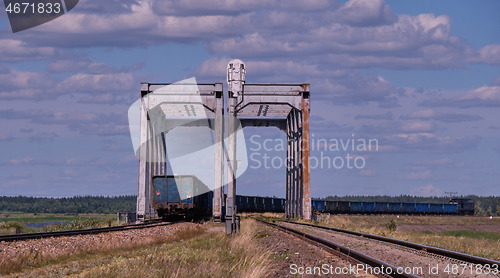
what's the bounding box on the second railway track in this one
[257,217,500,278]
[0,220,175,242]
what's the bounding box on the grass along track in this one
[304,214,500,260]
[274,219,500,278]
[0,220,272,277]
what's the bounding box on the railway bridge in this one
[135,60,311,233]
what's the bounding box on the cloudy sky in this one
[0,0,499,198]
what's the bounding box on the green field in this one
[0,212,114,222]
[0,213,116,235]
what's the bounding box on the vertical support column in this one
[302,92,311,221]
[286,109,301,218]
[213,90,224,221]
[137,97,149,222]
[160,132,167,177]
[225,96,237,233]
[286,114,291,218]
[145,119,154,219]
[226,60,245,234]
[151,127,164,218]
[150,123,157,218]
[292,110,298,218]
[296,108,304,218]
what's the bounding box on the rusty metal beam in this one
[302,93,311,221]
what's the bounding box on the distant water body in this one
[25,221,72,228]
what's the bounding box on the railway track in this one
[256,218,500,278]
[0,220,173,242]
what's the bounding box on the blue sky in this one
[0,0,499,198]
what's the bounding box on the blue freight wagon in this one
[152,175,212,219]
[312,200,326,211]
[443,204,458,214]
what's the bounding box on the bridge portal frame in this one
[136,82,224,222]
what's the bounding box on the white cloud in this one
[401,109,483,122]
[401,170,432,180]
[0,69,53,90]
[9,158,35,165]
[152,0,335,16]
[207,12,469,69]
[0,134,15,141]
[468,44,500,65]
[57,73,135,92]
[0,69,56,100]
[401,122,437,133]
[461,85,500,102]
[0,109,129,136]
[0,39,62,62]
[406,158,466,170]
[4,0,475,72]
[332,0,396,26]
[381,133,481,153]
[422,83,500,108]
[406,109,437,119]
[410,184,443,196]
[47,59,122,74]
[359,169,375,176]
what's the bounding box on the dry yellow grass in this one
[309,214,500,260]
[71,219,271,278]
[0,225,189,275]
[4,219,272,278]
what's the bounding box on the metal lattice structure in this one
[136,60,311,233]
[136,82,224,222]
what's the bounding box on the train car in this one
[429,204,443,214]
[401,202,416,213]
[248,196,257,212]
[388,202,403,213]
[263,197,274,212]
[336,201,351,213]
[374,202,389,213]
[450,198,475,215]
[312,200,326,212]
[237,196,285,213]
[443,203,458,214]
[324,200,335,212]
[235,195,247,212]
[313,199,466,215]
[151,176,472,219]
[152,175,212,219]
[349,202,363,212]
[415,203,429,214]
[362,202,375,213]
[273,198,285,211]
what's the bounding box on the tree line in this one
[1,195,499,216]
[322,195,500,216]
[0,195,136,214]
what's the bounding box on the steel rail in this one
[0,220,173,242]
[256,218,420,278]
[281,220,500,267]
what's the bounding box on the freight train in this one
[152,175,286,219]
[151,175,474,219]
[312,199,474,215]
